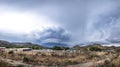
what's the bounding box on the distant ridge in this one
[0,40,44,48]
[77,41,109,46]
[41,42,68,48]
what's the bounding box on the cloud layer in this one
[0,0,120,46]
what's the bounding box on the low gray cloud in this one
[26,27,71,46]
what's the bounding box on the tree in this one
[62,47,70,50]
[15,46,24,48]
[30,45,42,50]
[52,46,63,50]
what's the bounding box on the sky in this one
[0,0,120,46]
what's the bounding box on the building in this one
[17,48,32,51]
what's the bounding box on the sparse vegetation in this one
[1,44,120,67]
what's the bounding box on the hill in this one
[41,42,68,48]
[0,40,44,49]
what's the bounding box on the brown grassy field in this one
[1,45,120,67]
[0,50,116,67]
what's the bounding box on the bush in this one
[87,54,99,59]
[23,56,30,63]
[16,64,24,67]
[89,46,102,51]
[8,51,14,54]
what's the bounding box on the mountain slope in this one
[41,42,68,48]
[0,40,44,48]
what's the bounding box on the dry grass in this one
[0,50,119,67]
[0,51,88,66]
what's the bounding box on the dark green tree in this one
[52,46,63,50]
[30,45,42,50]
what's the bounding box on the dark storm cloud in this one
[37,28,70,42]
[0,0,120,46]
[24,27,71,46]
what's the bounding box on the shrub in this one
[16,64,24,67]
[89,46,102,51]
[8,51,14,54]
[23,56,30,63]
[87,54,99,59]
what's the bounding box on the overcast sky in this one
[0,0,120,46]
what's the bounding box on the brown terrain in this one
[0,44,120,67]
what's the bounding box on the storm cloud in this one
[26,27,71,47]
[0,0,120,46]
